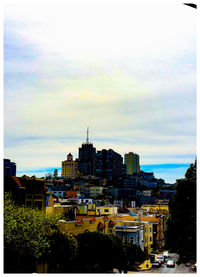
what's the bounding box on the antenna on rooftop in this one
[86,127,89,144]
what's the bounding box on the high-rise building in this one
[54,169,58,177]
[95,149,123,185]
[78,128,96,176]
[4,159,16,177]
[62,153,78,179]
[124,152,140,174]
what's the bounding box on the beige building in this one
[61,153,78,178]
[124,152,140,174]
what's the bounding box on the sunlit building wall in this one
[124,152,140,174]
[62,153,78,178]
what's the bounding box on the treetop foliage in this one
[164,161,196,264]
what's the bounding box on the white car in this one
[163,251,169,258]
[166,260,175,268]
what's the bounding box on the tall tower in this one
[124,152,140,174]
[78,128,96,176]
[86,127,89,144]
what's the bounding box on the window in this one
[26,201,32,208]
[124,236,128,243]
[104,209,109,212]
[150,236,152,241]
[145,227,147,232]
[145,238,147,243]
[130,237,134,244]
[34,201,43,210]
[150,227,152,232]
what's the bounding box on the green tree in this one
[4,192,77,273]
[44,231,77,273]
[164,161,196,264]
[74,231,145,273]
[4,193,62,259]
[75,231,113,272]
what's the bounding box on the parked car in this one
[152,260,160,268]
[166,260,175,268]
[157,256,165,264]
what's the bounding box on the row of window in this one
[145,227,152,233]
[26,194,44,200]
[97,208,109,213]
[26,200,43,209]
[122,236,137,244]
[62,169,76,171]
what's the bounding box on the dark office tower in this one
[54,169,58,177]
[78,128,96,176]
[4,159,16,177]
[95,149,123,185]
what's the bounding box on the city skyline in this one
[4,0,196,184]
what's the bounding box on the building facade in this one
[124,152,140,174]
[78,144,96,176]
[95,149,123,185]
[115,222,144,250]
[5,175,48,210]
[62,153,78,178]
[4,159,16,177]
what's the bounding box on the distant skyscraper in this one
[95,149,123,184]
[54,169,58,177]
[78,128,96,176]
[124,152,140,174]
[62,153,78,178]
[4,159,16,177]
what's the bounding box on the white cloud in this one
[4,0,196,178]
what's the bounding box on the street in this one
[128,253,196,274]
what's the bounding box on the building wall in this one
[46,205,73,215]
[4,159,16,177]
[114,216,153,254]
[5,176,48,211]
[66,191,78,198]
[115,223,143,249]
[112,216,153,254]
[143,223,153,254]
[96,206,118,216]
[61,160,78,178]
[77,206,118,217]
[140,215,163,249]
[88,186,104,198]
[78,205,88,215]
[141,204,169,212]
[95,149,123,184]
[78,143,96,176]
[124,152,140,174]
[59,216,115,236]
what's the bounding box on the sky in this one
[4,0,196,183]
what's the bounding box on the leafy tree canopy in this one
[164,161,196,264]
[75,231,145,273]
[4,192,63,259]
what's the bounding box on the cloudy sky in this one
[4,0,196,183]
